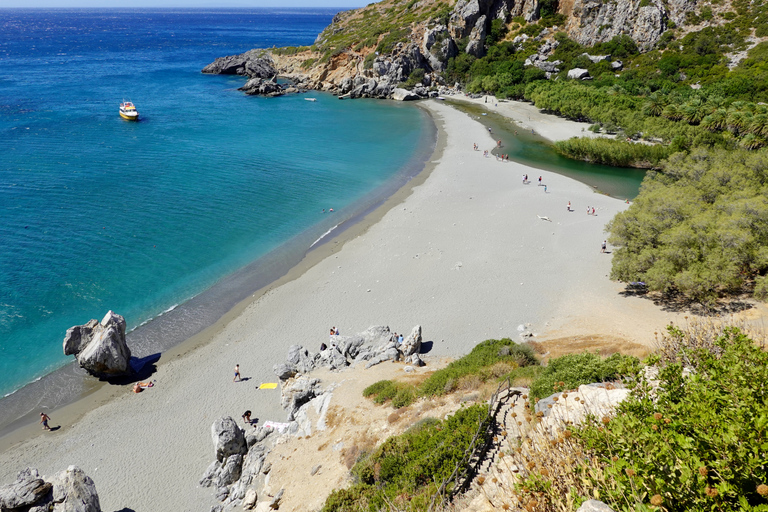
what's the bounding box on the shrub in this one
[323,404,490,511]
[577,325,768,511]
[529,352,640,400]
[554,137,671,167]
[419,339,538,397]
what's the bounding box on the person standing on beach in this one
[538,176,542,186]
[40,412,51,431]
[544,185,547,193]
[233,364,241,382]
[601,240,607,253]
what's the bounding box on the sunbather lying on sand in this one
[132,381,155,393]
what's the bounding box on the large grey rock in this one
[280,377,320,421]
[577,499,617,512]
[285,344,316,374]
[202,50,276,78]
[465,15,487,57]
[211,417,247,462]
[0,469,52,509]
[567,68,590,80]
[392,88,420,101]
[400,325,422,357]
[63,311,131,377]
[50,466,101,512]
[273,362,296,380]
[581,52,610,63]
[239,77,285,97]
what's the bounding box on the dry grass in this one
[341,431,378,470]
[324,404,344,429]
[538,334,650,361]
[654,317,767,365]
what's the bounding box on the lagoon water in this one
[0,8,435,401]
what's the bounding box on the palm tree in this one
[727,110,750,134]
[662,104,683,121]
[643,92,667,117]
[747,113,768,136]
[682,98,706,125]
[739,133,766,150]
[701,108,727,132]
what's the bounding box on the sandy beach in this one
[447,93,605,143]
[0,100,684,511]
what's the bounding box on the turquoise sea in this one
[0,9,644,431]
[0,8,435,407]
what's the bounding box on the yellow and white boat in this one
[119,101,139,121]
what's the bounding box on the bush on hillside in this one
[529,352,640,401]
[322,404,490,512]
[577,325,768,511]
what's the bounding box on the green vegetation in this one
[576,325,768,511]
[511,323,768,511]
[312,0,453,65]
[554,137,672,167]
[529,352,640,401]
[607,147,768,303]
[364,338,540,408]
[322,404,490,511]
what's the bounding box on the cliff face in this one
[202,0,731,99]
[560,0,699,51]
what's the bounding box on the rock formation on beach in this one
[62,310,132,378]
[0,466,101,512]
[202,325,427,510]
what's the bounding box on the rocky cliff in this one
[202,0,733,99]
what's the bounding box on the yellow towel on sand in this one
[259,383,278,390]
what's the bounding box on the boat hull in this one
[119,111,139,121]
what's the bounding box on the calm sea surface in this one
[0,8,435,401]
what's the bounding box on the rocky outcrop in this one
[202,50,276,78]
[0,467,101,512]
[239,77,286,97]
[567,67,590,80]
[272,325,424,379]
[560,0,699,51]
[63,311,132,378]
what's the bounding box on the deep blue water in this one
[0,9,433,398]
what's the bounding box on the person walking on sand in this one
[40,412,51,431]
[233,364,241,382]
[567,201,571,211]
[544,185,547,193]
[538,176,542,186]
[601,240,607,253]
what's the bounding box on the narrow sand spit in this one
[0,101,683,511]
[446,94,604,143]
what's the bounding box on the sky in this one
[1,0,366,7]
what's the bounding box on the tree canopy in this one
[607,148,768,302]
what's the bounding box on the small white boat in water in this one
[119,101,139,121]
[304,98,317,102]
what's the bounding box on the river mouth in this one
[447,100,646,200]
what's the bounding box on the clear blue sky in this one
[2,0,366,7]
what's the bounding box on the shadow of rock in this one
[104,353,161,385]
[419,340,434,354]
[113,508,137,512]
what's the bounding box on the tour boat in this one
[304,97,317,102]
[119,101,139,121]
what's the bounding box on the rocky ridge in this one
[203,0,728,100]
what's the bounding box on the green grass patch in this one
[529,352,640,401]
[419,338,538,397]
[554,137,673,168]
[322,403,490,512]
